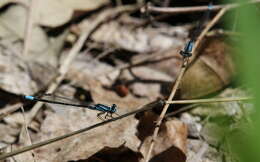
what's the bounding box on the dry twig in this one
[144,0,260,14]
[0,103,22,120]
[144,7,228,162]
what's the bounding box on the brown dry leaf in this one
[179,37,235,99]
[23,108,141,161]
[36,0,109,27]
[131,37,235,100]
[139,118,187,162]
[120,67,173,101]
[80,20,189,53]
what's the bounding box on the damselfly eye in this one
[111,104,117,113]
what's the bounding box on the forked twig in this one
[144,7,228,162]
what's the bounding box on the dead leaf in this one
[81,20,189,53]
[139,118,187,162]
[36,0,110,27]
[0,124,20,143]
[66,54,149,111]
[0,5,66,66]
[27,108,141,161]
[121,67,173,101]
[0,5,49,54]
[179,37,235,99]
[0,50,38,94]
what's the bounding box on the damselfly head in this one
[111,104,117,113]
[180,40,194,58]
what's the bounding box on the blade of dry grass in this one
[22,0,38,56]
[166,97,252,104]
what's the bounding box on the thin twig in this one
[94,48,116,60]
[21,106,36,162]
[144,7,228,162]
[144,60,187,162]
[0,103,23,120]
[190,7,228,62]
[100,49,179,76]
[166,97,252,104]
[0,100,164,160]
[22,0,38,56]
[145,0,260,14]
[26,5,139,125]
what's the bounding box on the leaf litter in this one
[0,1,254,162]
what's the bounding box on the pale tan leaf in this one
[36,0,109,27]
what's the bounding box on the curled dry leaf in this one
[132,37,235,100]
[179,37,235,99]
[139,116,187,162]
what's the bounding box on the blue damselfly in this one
[24,94,119,120]
[180,3,213,58]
